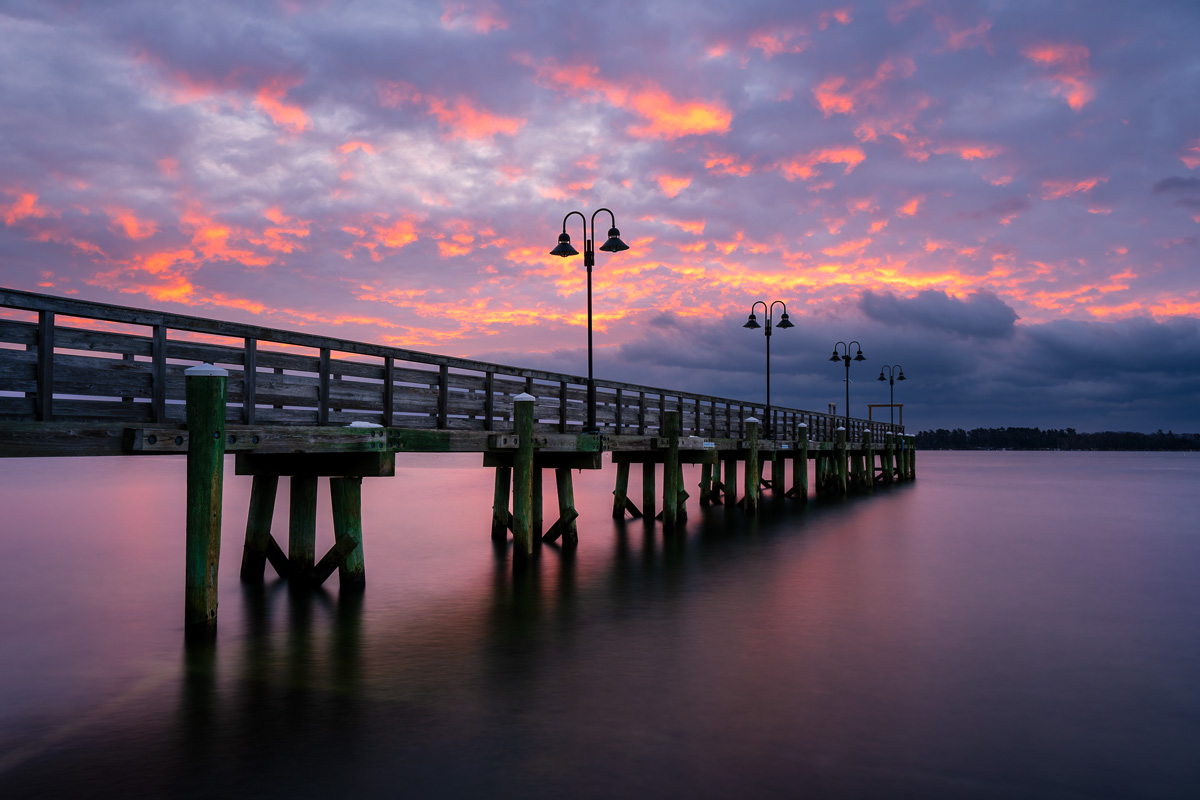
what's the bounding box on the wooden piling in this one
[881,433,894,483]
[331,476,365,590]
[642,461,657,519]
[184,364,227,633]
[553,468,579,547]
[239,474,278,582]
[699,462,713,506]
[492,466,512,539]
[662,410,681,531]
[289,475,318,580]
[744,418,759,516]
[532,466,544,540]
[723,455,737,508]
[512,393,535,559]
[613,460,631,518]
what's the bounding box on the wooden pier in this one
[0,288,915,633]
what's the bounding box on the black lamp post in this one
[549,208,629,434]
[876,364,906,427]
[829,341,865,428]
[743,300,793,437]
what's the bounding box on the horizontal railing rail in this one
[0,287,902,442]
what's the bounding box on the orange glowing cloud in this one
[778,146,866,181]
[256,207,310,253]
[427,97,524,139]
[255,77,311,132]
[1022,42,1095,110]
[705,152,753,176]
[1041,176,1106,199]
[897,196,922,216]
[813,57,916,116]
[2,192,49,225]
[817,8,853,29]
[339,141,376,155]
[107,208,158,240]
[749,26,808,59]
[528,57,731,139]
[656,174,692,198]
[822,237,871,256]
[1181,139,1200,169]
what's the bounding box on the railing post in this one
[318,347,331,425]
[559,381,568,433]
[437,364,449,429]
[35,311,54,422]
[483,371,494,431]
[243,338,257,424]
[185,364,227,635]
[383,357,395,427]
[614,387,623,434]
[152,324,167,423]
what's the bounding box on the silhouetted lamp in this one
[877,364,906,427]
[549,208,629,433]
[830,340,866,428]
[744,301,794,437]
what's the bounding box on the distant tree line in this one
[914,427,1200,451]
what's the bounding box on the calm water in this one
[1,451,1198,798]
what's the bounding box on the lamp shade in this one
[877,372,886,381]
[854,349,865,361]
[598,227,629,253]
[830,350,841,362]
[898,372,906,381]
[549,232,579,258]
[743,314,761,329]
[776,312,794,329]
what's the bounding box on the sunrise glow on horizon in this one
[2,1,1198,431]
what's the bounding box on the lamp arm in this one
[591,207,618,233]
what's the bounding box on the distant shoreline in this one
[915,428,1200,452]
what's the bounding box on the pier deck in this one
[1,288,915,633]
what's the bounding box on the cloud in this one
[859,289,1019,338]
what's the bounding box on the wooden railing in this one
[0,288,902,442]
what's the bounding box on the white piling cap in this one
[836,426,846,431]
[797,422,807,428]
[346,421,383,428]
[185,363,228,377]
[514,392,536,402]
[746,416,759,423]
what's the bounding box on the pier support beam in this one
[240,474,278,582]
[331,476,365,590]
[512,393,535,560]
[790,425,808,502]
[662,410,681,531]
[642,462,656,519]
[492,466,512,539]
[184,364,227,634]
[743,418,759,516]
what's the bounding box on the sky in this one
[1,0,1198,433]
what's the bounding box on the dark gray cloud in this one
[1153,177,1200,193]
[859,289,1019,339]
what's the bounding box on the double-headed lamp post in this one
[550,208,629,434]
[829,341,865,428]
[743,301,793,437]
[877,364,906,427]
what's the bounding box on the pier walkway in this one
[0,288,915,632]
